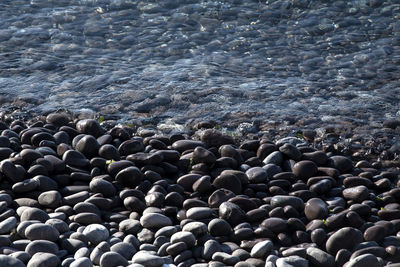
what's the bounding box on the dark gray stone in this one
[27,252,60,267]
[326,227,363,255]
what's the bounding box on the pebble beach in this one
[0,113,397,267]
[0,0,400,267]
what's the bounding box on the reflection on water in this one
[0,0,399,126]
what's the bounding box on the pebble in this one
[132,251,165,267]
[25,240,59,256]
[270,195,304,211]
[212,252,240,265]
[170,231,196,248]
[140,213,172,229]
[276,256,309,267]
[304,198,328,220]
[38,191,62,208]
[345,253,382,267]
[70,257,93,267]
[342,186,369,202]
[25,223,60,242]
[202,240,221,260]
[110,242,136,260]
[292,160,318,180]
[0,217,17,234]
[213,172,242,195]
[89,178,116,198]
[250,240,273,258]
[186,207,213,220]
[27,252,60,267]
[329,156,353,174]
[182,221,207,237]
[306,247,335,267]
[82,224,109,245]
[99,251,129,267]
[326,227,363,255]
[219,202,246,226]
[246,167,268,183]
[0,255,25,267]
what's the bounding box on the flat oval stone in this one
[70,257,93,267]
[186,207,213,220]
[182,221,207,237]
[27,252,60,267]
[25,240,59,256]
[75,135,100,157]
[171,231,196,247]
[342,186,369,202]
[306,247,335,267]
[208,189,235,208]
[0,255,25,267]
[21,208,50,223]
[132,251,164,267]
[12,179,39,193]
[345,253,380,267]
[115,166,143,187]
[212,252,240,265]
[208,218,232,237]
[279,143,302,161]
[76,119,104,137]
[46,113,70,127]
[118,140,145,156]
[62,150,89,167]
[0,217,17,234]
[89,178,116,198]
[110,242,136,260]
[74,213,102,225]
[213,173,242,195]
[119,219,141,235]
[250,240,273,258]
[276,256,308,267]
[326,227,363,255]
[99,251,128,267]
[219,202,246,227]
[246,167,268,183]
[292,160,318,180]
[172,140,205,153]
[263,151,283,165]
[363,225,386,243]
[25,223,60,242]
[261,218,288,233]
[305,198,328,221]
[329,156,353,174]
[193,146,216,165]
[270,195,304,211]
[140,213,172,229]
[82,224,109,245]
[38,191,62,208]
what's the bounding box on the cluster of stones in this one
[0,112,399,267]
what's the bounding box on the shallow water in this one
[0,0,399,127]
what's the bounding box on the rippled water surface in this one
[0,0,399,127]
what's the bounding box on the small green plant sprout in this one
[98,115,105,123]
[376,196,383,201]
[296,132,304,139]
[329,209,334,213]
[187,158,194,172]
[106,159,115,166]
[322,219,327,225]
[380,207,385,210]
